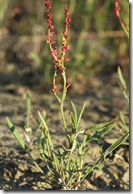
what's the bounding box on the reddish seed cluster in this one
[113,0,124,23]
[45,0,71,70]
[114,2,121,17]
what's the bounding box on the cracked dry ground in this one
[0,70,129,190]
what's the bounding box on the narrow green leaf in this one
[38,111,49,131]
[38,131,45,159]
[77,101,85,130]
[78,144,83,156]
[26,90,30,127]
[103,132,129,164]
[78,157,102,186]
[70,101,77,125]
[6,117,26,150]
[33,122,42,137]
[118,112,129,132]
[38,111,53,154]
[70,111,76,128]
[119,111,126,125]
[118,66,127,90]
[26,90,30,115]
[118,121,129,133]
[86,121,116,143]
[104,138,129,145]
[84,117,118,132]
[75,163,105,173]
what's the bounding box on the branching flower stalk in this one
[45,0,71,141]
[114,0,129,38]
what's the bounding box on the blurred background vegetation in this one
[0,0,129,91]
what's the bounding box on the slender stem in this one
[66,155,79,187]
[66,151,72,177]
[26,114,29,128]
[44,129,59,172]
[74,134,86,189]
[60,103,67,132]
[119,19,129,38]
[60,102,70,143]
[62,70,67,102]
[52,70,70,142]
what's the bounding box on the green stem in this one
[66,156,79,187]
[74,134,86,189]
[120,19,129,38]
[38,111,59,173]
[66,151,72,177]
[60,103,67,133]
[61,70,67,102]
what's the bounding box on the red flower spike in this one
[114,2,121,17]
[45,1,71,70]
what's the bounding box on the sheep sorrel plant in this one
[6,0,129,190]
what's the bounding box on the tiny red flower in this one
[50,39,55,44]
[62,47,66,51]
[49,24,54,29]
[54,86,59,92]
[63,29,66,34]
[64,45,70,50]
[46,39,50,44]
[45,1,71,70]
[64,34,69,39]
[50,50,54,54]
[64,58,69,61]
